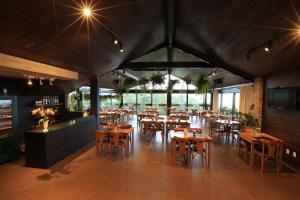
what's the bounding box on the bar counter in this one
[25,115,96,169]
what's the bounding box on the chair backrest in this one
[117,124,132,129]
[262,139,278,158]
[192,138,206,154]
[173,137,190,154]
[96,130,107,144]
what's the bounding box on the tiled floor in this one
[0,116,299,200]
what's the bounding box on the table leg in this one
[250,142,254,168]
[237,135,240,155]
[207,141,211,168]
[125,137,129,157]
[131,129,134,152]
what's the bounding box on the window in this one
[235,93,240,112]
[188,94,204,108]
[221,93,233,115]
[123,93,136,107]
[172,93,187,110]
[152,93,167,114]
[137,93,151,113]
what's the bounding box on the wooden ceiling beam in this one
[119,61,214,69]
[174,42,254,81]
[0,53,78,80]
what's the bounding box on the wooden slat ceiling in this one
[0,0,299,93]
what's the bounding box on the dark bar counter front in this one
[25,115,96,169]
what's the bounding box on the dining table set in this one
[96,123,134,158]
[170,130,212,168]
[238,131,284,172]
[99,108,134,124]
[140,116,190,141]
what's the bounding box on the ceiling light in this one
[49,78,55,86]
[120,48,124,53]
[28,78,33,86]
[83,7,91,17]
[264,47,270,52]
[114,40,118,45]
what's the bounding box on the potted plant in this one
[138,77,150,92]
[150,73,165,87]
[167,79,179,93]
[123,77,137,91]
[239,104,259,134]
[32,107,56,132]
[194,75,209,94]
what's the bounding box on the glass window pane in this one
[235,93,240,112]
[137,93,151,112]
[153,93,167,114]
[172,93,187,110]
[123,93,136,107]
[222,93,233,115]
[188,94,204,108]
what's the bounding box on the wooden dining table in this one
[96,127,134,157]
[238,131,283,168]
[170,131,213,168]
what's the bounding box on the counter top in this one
[26,116,94,134]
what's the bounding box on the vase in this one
[42,120,49,133]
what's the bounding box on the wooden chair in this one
[239,139,250,160]
[109,133,127,159]
[254,139,282,173]
[174,127,202,133]
[190,138,207,168]
[142,121,156,141]
[217,124,231,142]
[190,109,199,121]
[231,123,240,143]
[171,137,191,166]
[95,130,110,156]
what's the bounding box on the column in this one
[90,76,100,127]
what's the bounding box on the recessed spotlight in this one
[114,40,118,45]
[83,7,91,17]
[264,47,269,52]
[120,48,124,53]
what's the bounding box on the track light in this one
[39,78,44,86]
[49,78,55,86]
[27,78,33,86]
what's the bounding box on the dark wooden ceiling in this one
[0,0,300,93]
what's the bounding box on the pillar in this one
[212,90,219,113]
[90,76,100,127]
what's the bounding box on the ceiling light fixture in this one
[49,78,55,86]
[114,39,118,45]
[83,7,92,17]
[120,48,124,53]
[28,78,33,86]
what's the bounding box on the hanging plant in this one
[150,73,165,86]
[167,79,179,93]
[123,77,137,91]
[138,77,149,92]
[182,75,192,85]
[194,75,209,94]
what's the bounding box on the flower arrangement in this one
[32,108,56,127]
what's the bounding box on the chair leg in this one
[261,157,264,173]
